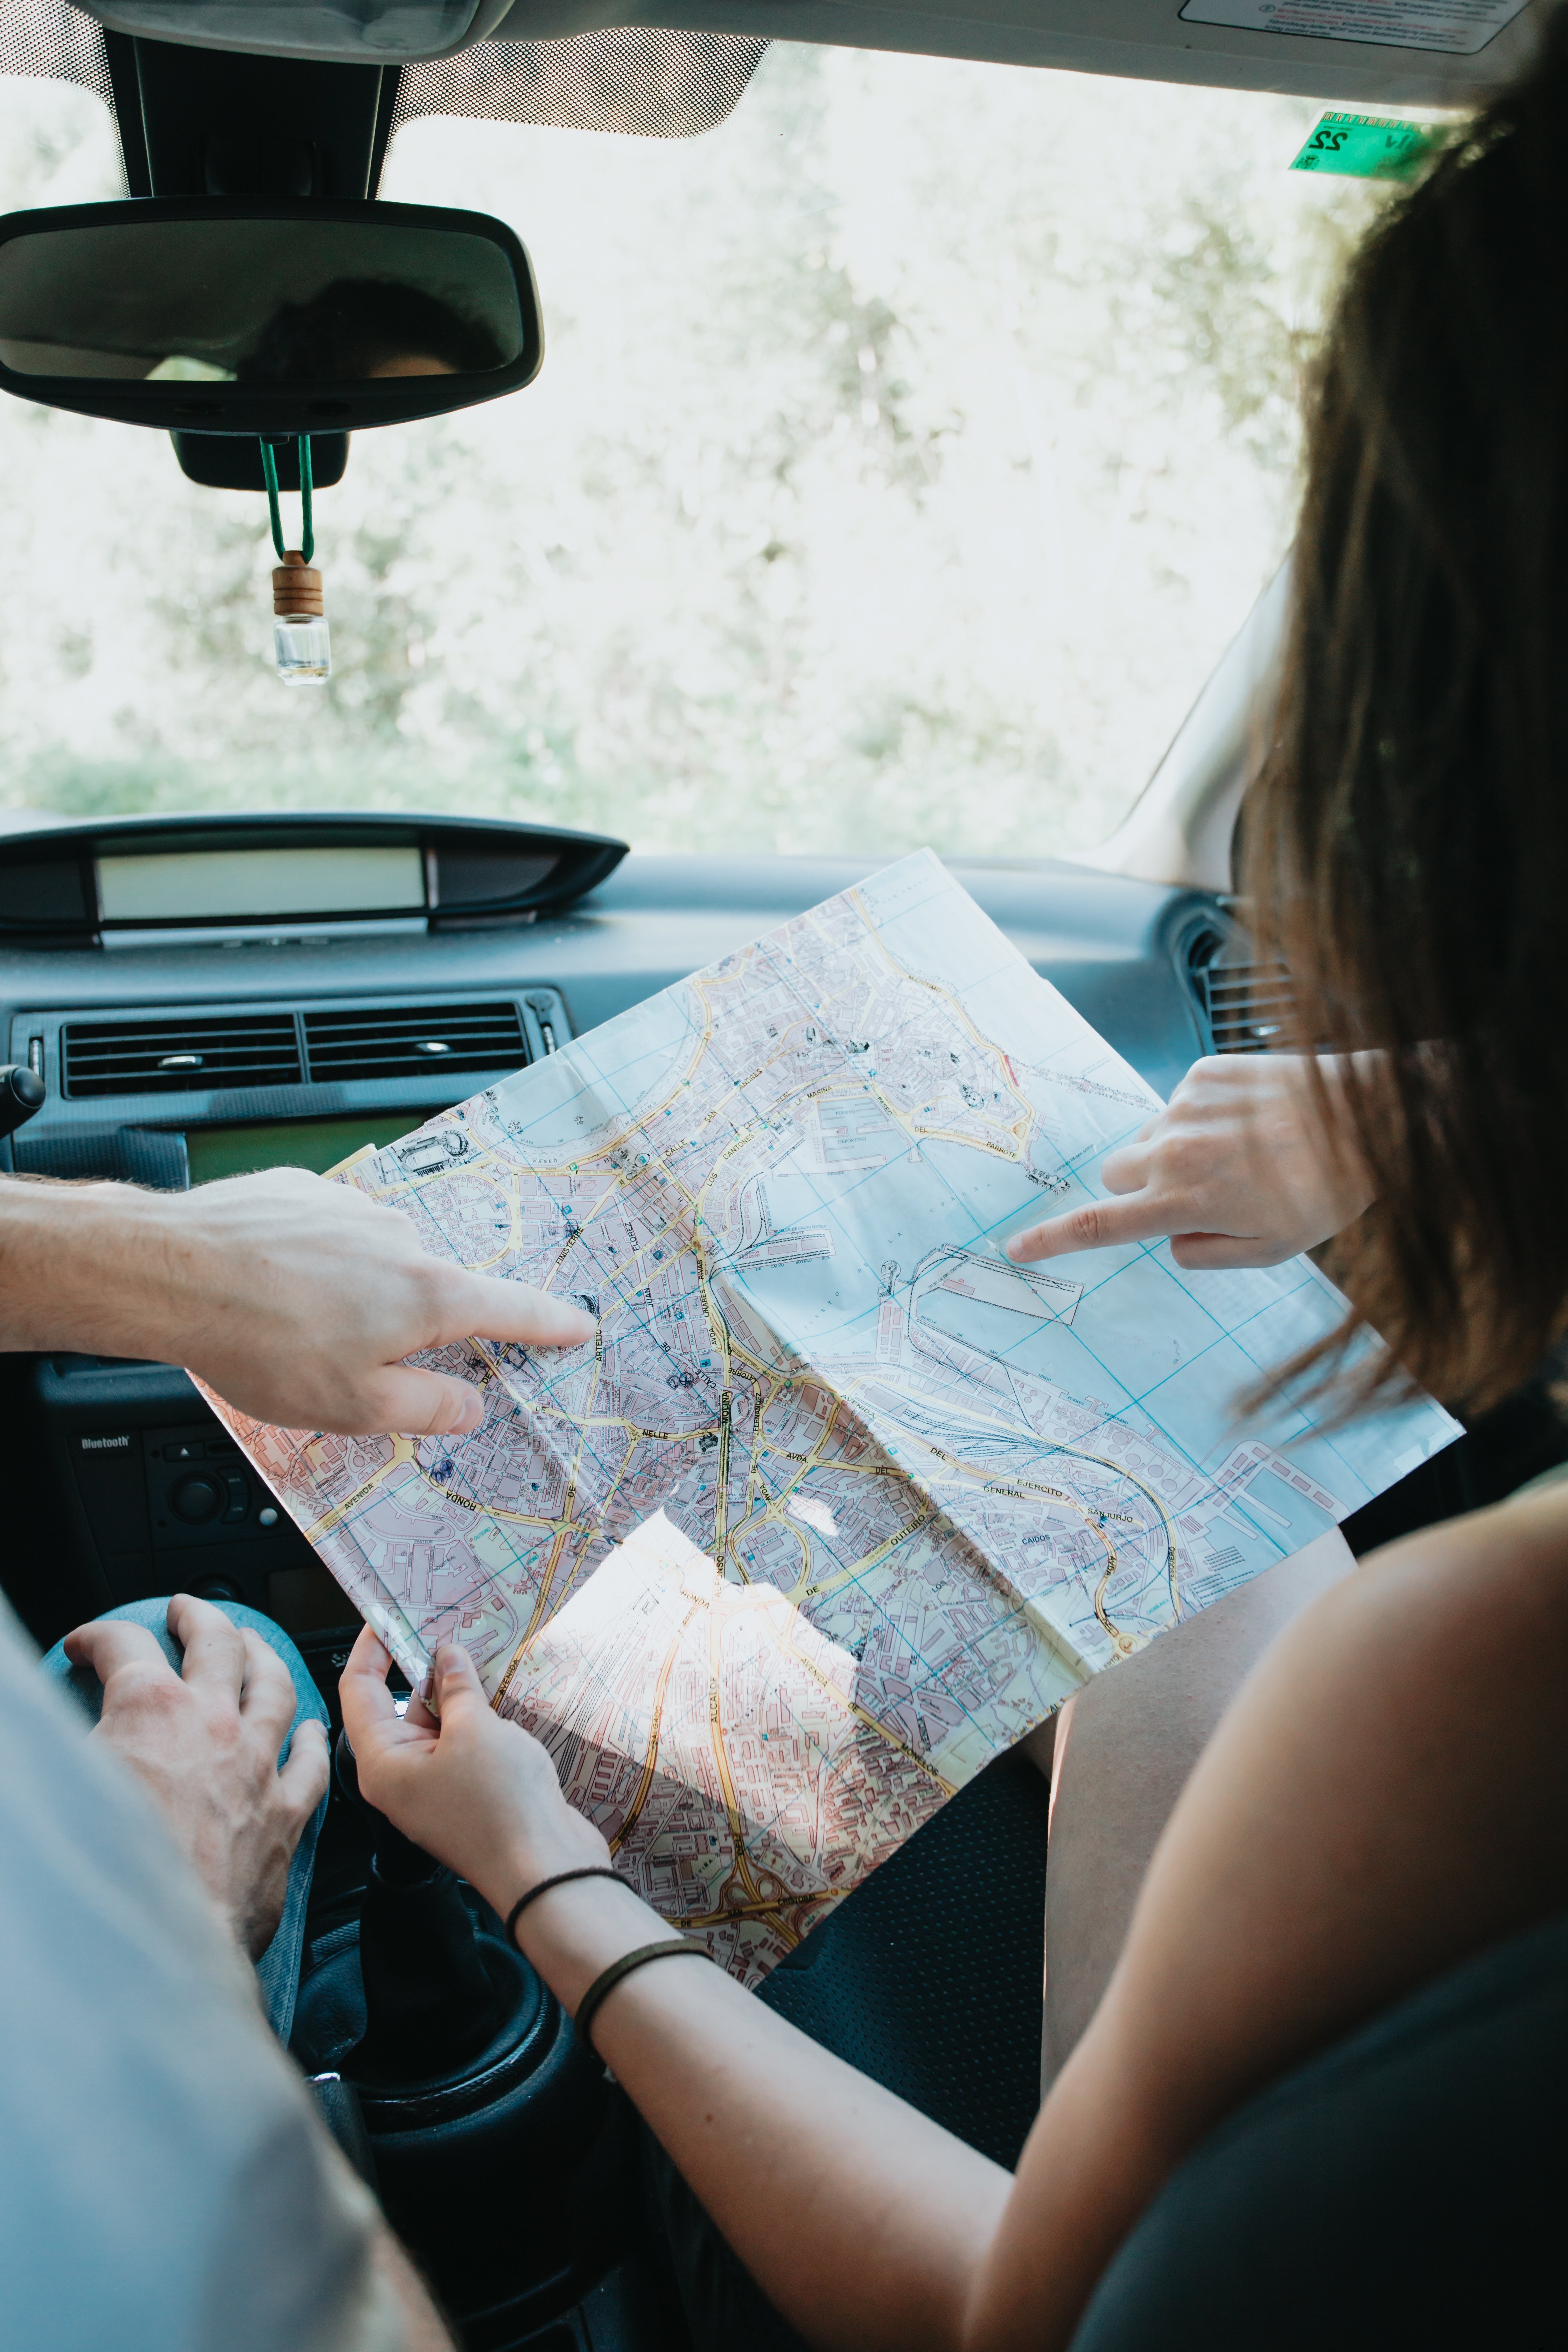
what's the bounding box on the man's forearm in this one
[0,1164,594,1436]
[0,1177,192,1359]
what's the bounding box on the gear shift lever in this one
[335,1728,505,2080]
[291,1731,621,2339]
[0,1065,44,1142]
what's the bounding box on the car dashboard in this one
[0,813,1246,1666]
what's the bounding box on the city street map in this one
[208,851,1460,1983]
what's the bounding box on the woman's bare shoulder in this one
[1203,1486,1568,1758]
[1349,1475,1568,1613]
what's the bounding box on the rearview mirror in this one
[0,197,542,435]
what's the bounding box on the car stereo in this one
[21,1351,365,1716]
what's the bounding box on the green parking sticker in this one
[1290,112,1441,180]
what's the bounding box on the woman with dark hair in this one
[340,21,1568,2350]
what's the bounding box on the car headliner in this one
[74,0,1544,105]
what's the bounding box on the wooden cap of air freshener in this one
[273,550,324,617]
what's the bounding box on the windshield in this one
[0,49,1391,860]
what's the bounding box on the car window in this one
[0,50,1395,859]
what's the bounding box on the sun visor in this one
[70,0,519,67]
[605,0,1544,104]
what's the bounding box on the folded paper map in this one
[206,851,1460,1983]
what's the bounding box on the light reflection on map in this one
[208,850,1460,1984]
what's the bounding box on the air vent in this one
[62,1015,302,1099]
[1202,961,1297,1054]
[303,1001,526,1084]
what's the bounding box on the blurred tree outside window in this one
[0,47,1386,856]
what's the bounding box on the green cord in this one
[259,437,284,559]
[259,437,315,566]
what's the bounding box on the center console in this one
[0,807,622,1683]
[15,1351,368,1706]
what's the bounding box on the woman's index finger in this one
[1004,1193,1184,1262]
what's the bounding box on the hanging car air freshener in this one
[260,438,331,685]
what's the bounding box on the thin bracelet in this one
[574,1939,714,2057]
[503,1866,626,1947]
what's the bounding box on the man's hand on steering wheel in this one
[65,1594,329,1959]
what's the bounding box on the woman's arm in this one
[1006,1051,1377,1270]
[1039,1523,1353,2092]
[341,1486,1568,2352]
[974,1485,1568,2347]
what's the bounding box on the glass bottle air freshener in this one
[272,550,331,685]
[261,437,330,685]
